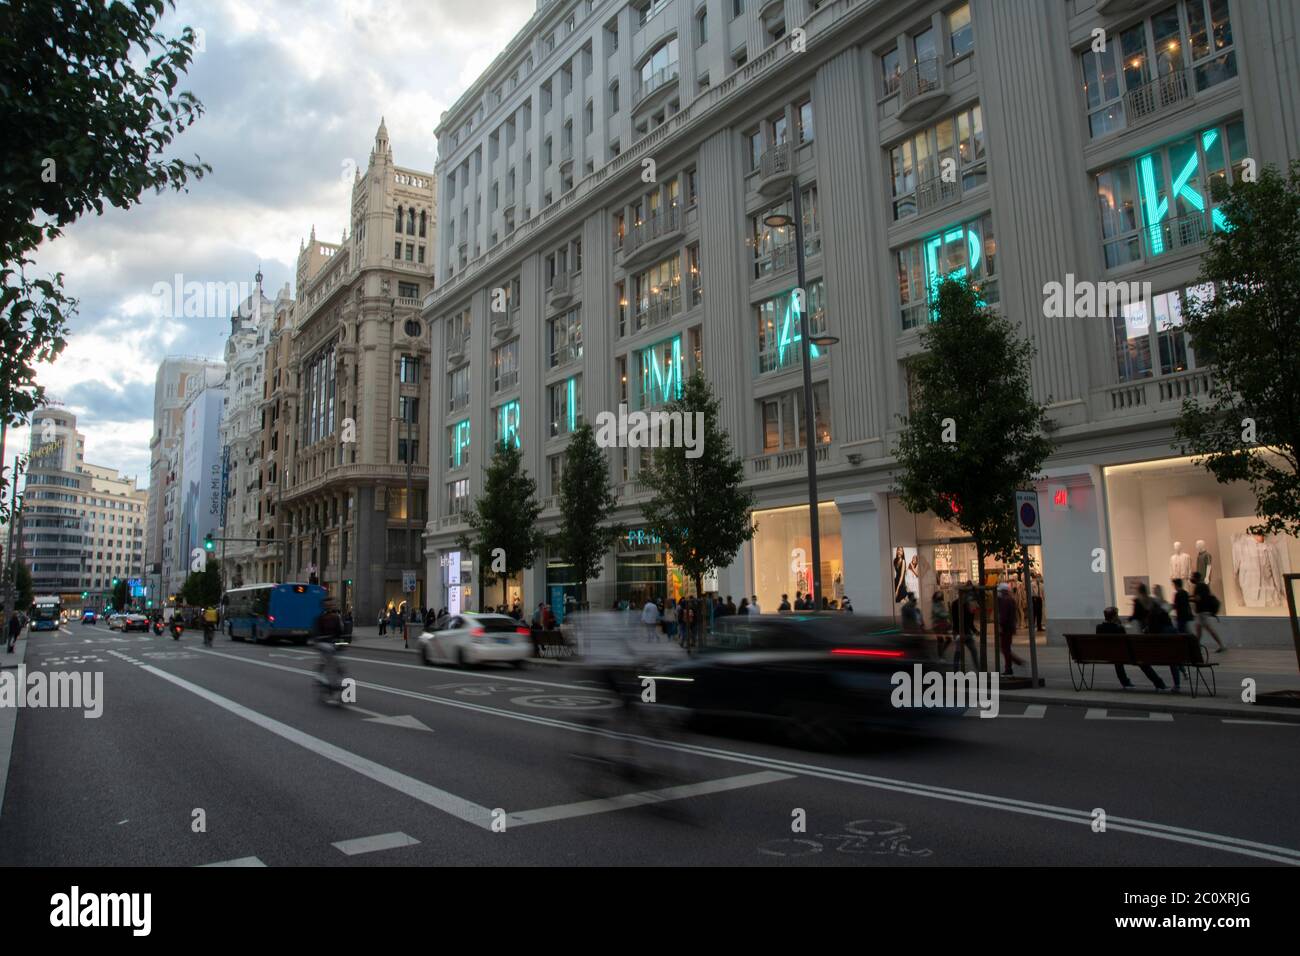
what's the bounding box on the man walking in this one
[6,610,20,653]
[997,583,1025,676]
[640,597,660,642]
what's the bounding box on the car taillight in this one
[472,627,485,637]
[268,615,275,623]
[831,648,906,658]
[515,627,530,636]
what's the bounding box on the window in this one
[685,167,698,205]
[544,136,553,166]
[446,478,470,515]
[687,243,702,306]
[398,395,419,425]
[399,354,421,383]
[697,8,708,45]
[397,438,420,463]
[888,104,986,221]
[756,280,827,374]
[616,280,628,336]
[1112,285,1203,381]
[548,376,583,437]
[548,453,567,495]
[548,308,583,368]
[948,3,973,58]
[637,335,685,409]
[632,254,681,331]
[760,382,831,452]
[405,244,414,261]
[449,361,470,411]
[796,100,813,144]
[610,80,620,114]
[1094,118,1246,268]
[881,45,902,95]
[733,47,748,70]
[1080,1,1236,140]
[732,0,744,18]
[447,421,471,469]
[897,212,998,330]
[751,185,820,278]
[419,210,427,237]
[638,0,671,23]
[494,400,522,449]
[639,37,679,95]
[746,128,763,170]
[492,339,519,392]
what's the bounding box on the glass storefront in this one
[751,503,844,612]
[614,529,682,608]
[886,496,1044,631]
[1103,454,1300,617]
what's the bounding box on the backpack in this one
[1201,592,1220,616]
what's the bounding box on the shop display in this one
[1169,542,1192,583]
[892,547,907,603]
[1230,532,1285,608]
[1195,540,1213,585]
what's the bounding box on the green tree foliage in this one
[892,276,1055,599]
[458,442,545,607]
[112,579,128,611]
[0,0,210,508]
[1174,161,1300,538]
[553,424,620,607]
[14,560,32,609]
[640,373,756,604]
[180,558,221,608]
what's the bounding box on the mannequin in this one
[1195,539,1213,586]
[892,547,907,604]
[1169,541,1192,583]
[1232,532,1285,607]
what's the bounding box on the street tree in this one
[180,559,221,608]
[553,424,620,609]
[0,0,210,509]
[14,560,32,609]
[892,276,1055,626]
[1174,161,1300,540]
[458,442,545,608]
[640,373,756,626]
[111,579,129,611]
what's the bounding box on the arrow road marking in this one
[201,857,267,867]
[346,705,433,732]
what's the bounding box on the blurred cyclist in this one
[314,597,348,703]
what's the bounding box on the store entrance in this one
[908,539,1045,634]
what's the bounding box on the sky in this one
[13,0,535,487]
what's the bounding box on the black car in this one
[644,613,956,748]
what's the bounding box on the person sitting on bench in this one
[1098,607,1167,691]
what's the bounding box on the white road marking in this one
[346,706,433,732]
[332,831,421,856]
[508,771,794,827]
[136,663,494,829]
[1085,709,1175,721]
[201,856,266,867]
[964,704,1046,718]
[1222,719,1299,726]
[155,649,1300,863]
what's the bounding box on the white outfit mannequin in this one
[1169,542,1192,582]
[1194,539,1212,585]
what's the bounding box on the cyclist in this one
[314,597,348,704]
[201,604,218,647]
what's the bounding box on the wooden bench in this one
[1063,632,1218,697]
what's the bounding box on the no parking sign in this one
[1015,490,1042,546]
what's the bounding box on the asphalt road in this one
[2,623,1298,867]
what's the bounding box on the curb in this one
[1001,689,1300,723]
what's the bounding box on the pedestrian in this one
[841,595,853,613]
[996,583,1025,676]
[952,592,980,670]
[901,592,924,631]
[737,597,749,615]
[1190,572,1225,652]
[640,597,660,641]
[663,598,678,643]
[1097,607,1165,690]
[778,593,791,612]
[794,591,804,610]
[724,595,737,616]
[1171,578,1194,633]
[1031,573,1045,632]
[377,608,387,636]
[1140,585,1182,692]
[6,610,20,653]
[930,591,951,656]
[750,594,761,614]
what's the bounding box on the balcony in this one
[757,142,795,198]
[632,63,679,110]
[632,285,681,333]
[620,206,682,268]
[490,309,515,339]
[548,270,575,309]
[747,444,831,478]
[1123,67,1193,128]
[915,162,961,216]
[1140,211,1211,261]
[757,309,828,374]
[446,336,467,367]
[897,57,948,123]
[1090,367,1214,421]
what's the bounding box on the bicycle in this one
[315,638,348,705]
[758,819,933,859]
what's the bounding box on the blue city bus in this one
[31,595,62,631]
[222,583,327,644]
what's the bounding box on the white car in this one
[418,613,533,668]
[106,613,125,631]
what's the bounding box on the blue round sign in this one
[1020,502,1037,528]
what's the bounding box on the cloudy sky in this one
[15,0,534,486]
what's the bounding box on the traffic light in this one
[204,532,215,552]
[81,591,88,599]
[111,578,118,586]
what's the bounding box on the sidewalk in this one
[346,624,420,655]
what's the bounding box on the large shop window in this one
[760,381,831,453]
[897,212,998,330]
[1103,455,1300,618]
[1094,118,1247,269]
[889,105,986,221]
[750,186,820,278]
[750,503,844,613]
[494,400,521,449]
[1080,0,1236,140]
[755,280,827,374]
[548,376,583,437]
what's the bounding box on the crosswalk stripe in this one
[332,832,421,856]
[1085,709,1174,721]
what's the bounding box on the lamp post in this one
[765,180,839,608]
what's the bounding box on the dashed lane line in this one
[332,832,421,856]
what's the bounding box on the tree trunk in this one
[501,573,508,607]
[694,573,705,650]
[975,542,987,672]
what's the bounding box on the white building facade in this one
[423,0,1300,644]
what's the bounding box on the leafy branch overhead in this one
[1174,161,1300,539]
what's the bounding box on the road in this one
[1,623,1297,867]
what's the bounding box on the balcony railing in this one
[1123,67,1192,126]
[1091,367,1214,419]
[549,270,575,308]
[898,57,947,121]
[747,444,830,477]
[633,286,681,332]
[757,142,794,197]
[1141,211,1211,260]
[446,335,468,364]
[448,392,469,413]
[490,309,514,338]
[633,63,679,108]
[622,206,681,264]
[493,369,519,392]
[915,163,961,215]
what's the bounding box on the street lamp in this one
[766,183,836,608]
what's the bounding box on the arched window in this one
[419,210,427,238]
[394,207,402,231]
[407,207,416,235]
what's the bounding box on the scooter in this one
[152,619,163,637]
[170,621,184,641]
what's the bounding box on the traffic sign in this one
[402,570,417,593]
[1015,490,1042,546]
